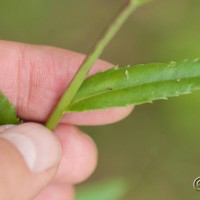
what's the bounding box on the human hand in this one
[0,41,133,200]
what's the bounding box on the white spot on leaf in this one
[114,65,119,70]
[192,58,199,62]
[125,70,129,80]
[169,61,176,66]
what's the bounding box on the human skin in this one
[0,41,133,200]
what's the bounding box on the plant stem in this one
[46,0,149,131]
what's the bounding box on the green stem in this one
[46,0,148,131]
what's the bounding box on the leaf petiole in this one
[45,0,152,131]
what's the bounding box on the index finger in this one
[0,41,133,125]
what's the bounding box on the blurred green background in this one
[1,0,200,199]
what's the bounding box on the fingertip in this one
[54,124,98,184]
[0,123,61,200]
[34,184,74,200]
[0,123,61,173]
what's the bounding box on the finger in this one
[53,124,98,184]
[61,106,134,125]
[34,184,74,200]
[0,123,60,200]
[0,40,133,125]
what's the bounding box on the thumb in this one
[0,123,61,200]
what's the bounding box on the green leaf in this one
[0,92,20,125]
[68,59,200,112]
[75,179,128,200]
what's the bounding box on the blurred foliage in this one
[76,179,128,200]
[1,0,200,199]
